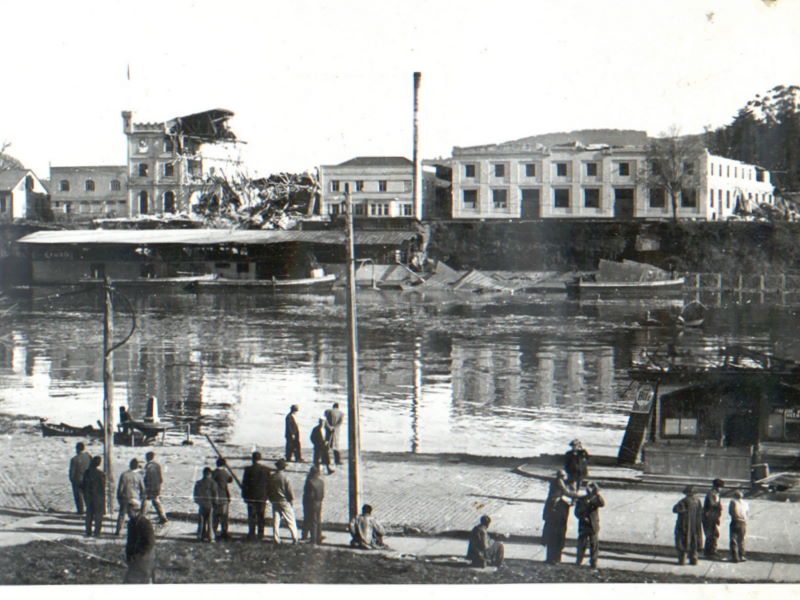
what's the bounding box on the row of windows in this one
[463,161,634,179]
[330,180,411,193]
[59,179,123,192]
[461,188,698,210]
[327,202,414,216]
[135,162,176,178]
[709,162,765,181]
[136,190,177,213]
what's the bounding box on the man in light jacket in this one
[115,458,145,536]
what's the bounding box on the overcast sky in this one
[3,0,799,177]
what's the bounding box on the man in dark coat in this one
[466,515,505,568]
[564,439,589,490]
[193,467,219,542]
[673,485,703,565]
[142,451,168,525]
[81,455,105,537]
[213,458,233,540]
[542,470,574,564]
[311,418,335,474]
[242,451,271,539]
[574,481,605,568]
[124,499,156,584]
[285,404,302,462]
[68,442,92,514]
[702,478,724,558]
[324,402,345,465]
[302,465,325,544]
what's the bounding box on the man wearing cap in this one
[702,478,725,558]
[269,459,299,544]
[466,515,505,568]
[311,418,335,474]
[193,466,219,542]
[285,404,302,462]
[324,402,345,466]
[673,485,703,565]
[68,442,92,514]
[142,451,168,525]
[242,451,271,540]
[213,458,233,540]
[115,458,145,536]
[574,481,605,569]
[81,455,105,537]
[729,490,749,563]
[564,439,589,490]
[123,498,156,584]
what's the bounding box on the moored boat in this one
[567,259,684,297]
[187,272,337,292]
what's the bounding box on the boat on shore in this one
[39,418,149,445]
[187,272,337,292]
[566,259,684,297]
[75,273,218,286]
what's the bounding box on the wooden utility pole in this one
[412,72,422,220]
[102,276,115,513]
[344,184,362,520]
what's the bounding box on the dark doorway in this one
[614,188,635,219]
[724,412,758,447]
[521,188,541,218]
[138,191,149,214]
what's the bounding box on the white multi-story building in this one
[444,130,774,220]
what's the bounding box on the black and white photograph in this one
[1,0,800,591]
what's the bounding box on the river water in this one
[1,287,798,457]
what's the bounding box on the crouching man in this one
[466,515,505,568]
[349,504,387,549]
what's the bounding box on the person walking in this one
[115,459,145,536]
[311,418,335,474]
[269,459,299,544]
[68,442,92,515]
[574,481,605,569]
[123,499,156,584]
[241,451,271,540]
[213,458,233,540]
[142,451,168,525]
[702,478,724,558]
[285,404,303,462]
[466,515,505,568]
[564,439,589,490]
[81,455,105,538]
[324,402,344,466]
[301,465,325,544]
[193,467,219,542]
[349,504,387,549]
[673,485,703,565]
[729,490,749,563]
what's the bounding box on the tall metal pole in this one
[344,185,362,520]
[412,72,422,220]
[102,277,115,513]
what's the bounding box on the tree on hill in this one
[642,127,703,222]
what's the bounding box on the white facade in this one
[0,169,49,219]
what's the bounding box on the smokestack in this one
[412,72,422,220]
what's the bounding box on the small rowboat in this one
[187,273,337,292]
[39,418,101,438]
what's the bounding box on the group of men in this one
[285,402,345,474]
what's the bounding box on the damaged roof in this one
[0,169,31,191]
[165,109,236,143]
[337,157,412,167]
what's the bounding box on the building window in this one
[649,188,666,208]
[492,189,508,210]
[379,180,388,192]
[110,179,121,191]
[584,188,600,208]
[164,139,174,152]
[401,204,414,216]
[524,163,536,177]
[585,162,598,177]
[59,180,70,192]
[462,189,478,210]
[493,164,505,177]
[464,164,476,178]
[370,203,389,216]
[684,161,694,175]
[327,203,341,216]
[353,203,366,215]
[726,165,730,177]
[726,190,731,209]
[680,188,697,208]
[663,417,698,437]
[330,180,340,192]
[138,190,149,213]
[618,162,631,176]
[355,180,364,192]
[85,180,95,192]
[554,188,570,208]
[163,162,175,177]
[163,191,176,213]
[556,163,568,177]
[138,163,149,177]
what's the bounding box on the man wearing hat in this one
[123,498,156,584]
[269,459,299,544]
[242,451,271,540]
[574,481,605,569]
[673,485,703,565]
[285,404,303,462]
[542,470,575,564]
[702,478,725,558]
[564,439,589,490]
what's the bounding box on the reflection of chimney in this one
[121,111,132,134]
[412,72,422,220]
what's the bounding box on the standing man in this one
[302,465,325,544]
[82,455,105,538]
[213,458,233,541]
[115,459,145,536]
[324,402,344,466]
[123,499,156,584]
[466,515,505,568]
[241,451,271,540]
[269,459,299,544]
[673,485,703,565]
[142,451,168,525]
[729,490,749,563]
[702,478,724,558]
[564,439,589,490]
[193,466,219,543]
[311,418,335,474]
[574,481,605,569]
[68,442,92,515]
[285,404,303,462]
